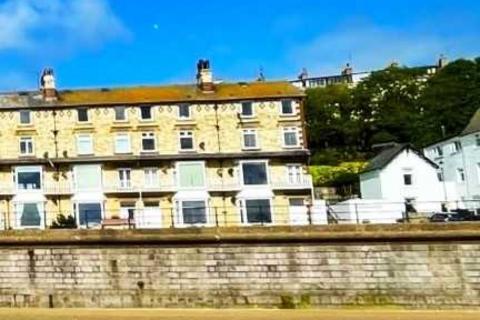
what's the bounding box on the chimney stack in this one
[196,59,214,92]
[40,68,57,101]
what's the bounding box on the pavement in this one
[0,308,479,320]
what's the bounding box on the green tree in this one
[416,58,480,146]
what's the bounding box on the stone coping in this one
[1,223,480,246]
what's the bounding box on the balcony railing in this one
[0,175,313,197]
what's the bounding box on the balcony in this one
[0,183,74,196]
[271,174,313,190]
[103,182,176,194]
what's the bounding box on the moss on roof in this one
[55,81,304,106]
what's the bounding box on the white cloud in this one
[289,23,480,75]
[0,0,130,52]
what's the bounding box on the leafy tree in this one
[50,213,77,229]
[416,58,480,146]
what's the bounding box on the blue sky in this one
[0,0,479,91]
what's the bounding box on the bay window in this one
[179,200,207,225]
[16,202,43,228]
[76,202,102,226]
[74,165,102,191]
[244,199,272,223]
[177,162,205,188]
[16,166,42,190]
[241,161,268,185]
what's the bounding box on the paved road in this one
[0,308,479,320]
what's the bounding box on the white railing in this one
[271,174,313,190]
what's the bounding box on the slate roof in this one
[0,81,304,110]
[362,143,438,173]
[461,108,480,136]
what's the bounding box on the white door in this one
[136,206,162,229]
[287,165,302,185]
[289,198,308,225]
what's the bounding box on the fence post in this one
[404,201,410,223]
[307,204,313,225]
[354,203,359,224]
[170,208,175,228]
[43,210,47,229]
[214,207,219,227]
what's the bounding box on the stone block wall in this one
[0,227,479,308]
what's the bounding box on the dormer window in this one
[19,110,31,125]
[240,102,254,117]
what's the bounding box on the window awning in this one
[12,193,47,203]
[173,190,209,200]
[237,188,274,199]
[72,192,105,202]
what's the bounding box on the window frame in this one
[19,136,34,156]
[240,198,273,225]
[177,199,209,226]
[76,133,93,155]
[19,110,31,125]
[242,129,259,150]
[74,202,103,228]
[240,101,254,118]
[403,173,413,186]
[139,105,153,121]
[178,130,195,151]
[144,167,159,188]
[176,161,206,189]
[282,127,300,148]
[118,168,132,189]
[141,132,157,152]
[73,164,103,192]
[178,103,191,120]
[114,106,128,122]
[286,164,303,185]
[457,168,466,183]
[280,99,295,115]
[15,166,43,192]
[452,141,462,153]
[77,108,89,123]
[240,160,270,186]
[15,202,44,229]
[114,132,131,154]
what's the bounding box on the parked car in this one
[429,211,480,222]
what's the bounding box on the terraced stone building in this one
[0,61,313,229]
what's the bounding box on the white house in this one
[359,143,444,213]
[424,108,480,208]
